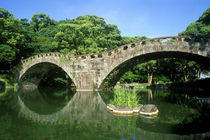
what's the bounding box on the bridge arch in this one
[97,37,210,88]
[19,53,77,90]
[98,51,210,88]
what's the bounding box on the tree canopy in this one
[0,8,27,68]
[53,15,123,55]
[179,7,210,37]
[0,9,146,69]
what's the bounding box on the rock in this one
[133,104,143,113]
[107,104,159,117]
[139,104,159,116]
[107,104,116,111]
[113,106,134,114]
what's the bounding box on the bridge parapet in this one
[21,36,209,65]
[96,36,204,58]
[21,52,74,64]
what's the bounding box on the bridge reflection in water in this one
[16,89,210,140]
[18,89,110,125]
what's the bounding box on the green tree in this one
[121,36,147,45]
[179,7,210,37]
[30,13,56,32]
[0,44,16,64]
[20,18,30,26]
[53,15,122,55]
[0,8,26,68]
[197,7,210,25]
[119,60,157,85]
[21,14,58,56]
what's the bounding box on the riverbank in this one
[147,78,210,94]
[116,78,209,92]
[0,72,18,90]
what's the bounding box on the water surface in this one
[0,88,210,140]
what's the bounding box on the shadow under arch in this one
[19,62,76,90]
[99,51,210,89]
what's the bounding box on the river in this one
[0,87,210,140]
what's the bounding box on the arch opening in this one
[19,62,76,109]
[19,62,76,89]
[99,51,210,90]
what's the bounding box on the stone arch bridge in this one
[19,36,210,91]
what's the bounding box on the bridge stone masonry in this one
[19,36,210,91]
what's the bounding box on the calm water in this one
[0,87,210,140]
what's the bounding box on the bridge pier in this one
[74,71,100,91]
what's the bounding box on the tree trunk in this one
[197,68,201,80]
[148,73,153,85]
[148,89,153,101]
[184,74,189,82]
[183,65,189,82]
[147,65,153,85]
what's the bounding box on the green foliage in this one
[0,8,28,68]
[1,8,148,72]
[170,38,177,42]
[0,8,12,18]
[121,36,147,45]
[110,88,140,107]
[0,44,16,64]
[53,15,122,55]
[179,7,210,37]
[59,56,69,63]
[72,72,76,78]
[0,112,13,139]
[30,13,56,32]
[118,58,207,85]
[0,68,19,87]
[197,7,210,25]
[53,77,69,85]
[119,71,140,83]
[38,66,73,88]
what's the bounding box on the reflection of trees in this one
[147,89,153,101]
[0,112,13,139]
[0,88,18,110]
[112,116,138,138]
[0,88,18,140]
[134,89,210,134]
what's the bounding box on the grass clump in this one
[110,88,140,107]
[59,56,69,63]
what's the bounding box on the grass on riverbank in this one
[110,88,140,107]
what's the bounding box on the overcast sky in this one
[1,0,209,38]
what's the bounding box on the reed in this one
[110,88,140,107]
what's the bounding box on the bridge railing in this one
[21,52,73,64]
[21,36,209,64]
